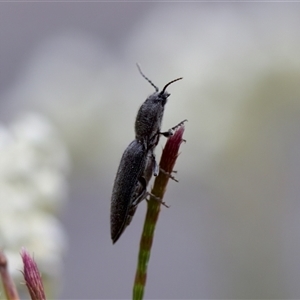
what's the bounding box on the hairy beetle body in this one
[135,65,183,150]
[135,92,166,146]
[123,151,156,231]
[110,140,155,243]
[110,65,183,244]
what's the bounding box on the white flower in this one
[0,112,69,295]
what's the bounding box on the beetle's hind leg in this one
[159,167,179,182]
[146,192,170,208]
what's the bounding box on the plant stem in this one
[132,124,185,300]
[0,250,20,300]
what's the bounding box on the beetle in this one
[110,121,186,243]
[135,64,183,150]
[110,140,156,243]
[110,66,184,243]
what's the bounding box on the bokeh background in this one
[1,2,300,299]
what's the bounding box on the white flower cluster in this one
[0,113,70,288]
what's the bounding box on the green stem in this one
[132,125,185,300]
[132,196,160,300]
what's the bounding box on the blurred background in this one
[1,2,300,299]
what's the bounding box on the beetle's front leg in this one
[159,119,187,137]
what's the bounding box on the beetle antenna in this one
[136,63,159,92]
[161,77,183,94]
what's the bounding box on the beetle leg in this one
[159,167,179,182]
[159,119,187,137]
[146,192,170,208]
[151,154,159,176]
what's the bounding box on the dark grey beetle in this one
[110,66,183,243]
[135,64,183,149]
[110,141,156,243]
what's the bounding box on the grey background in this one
[1,2,300,299]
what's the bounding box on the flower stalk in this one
[133,124,186,300]
[0,250,20,300]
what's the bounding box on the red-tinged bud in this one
[160,124,185,173]
[21,248,46,300]
[151,124,186,199]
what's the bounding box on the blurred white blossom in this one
[0,112,70,295]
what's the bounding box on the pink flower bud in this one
[21,248,46,300]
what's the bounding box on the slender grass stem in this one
[133,124,185,300]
